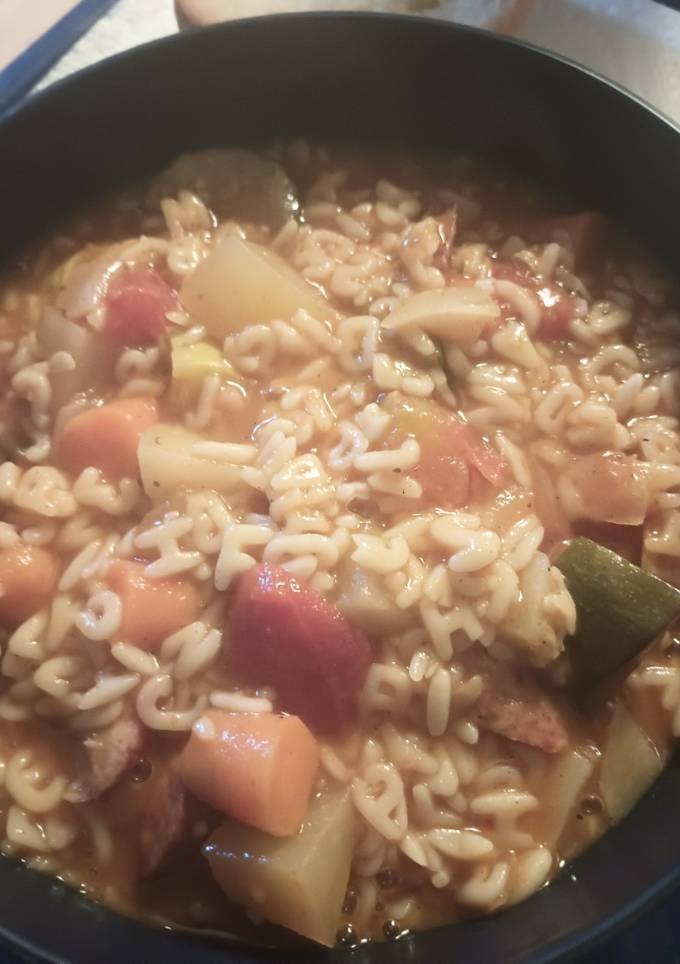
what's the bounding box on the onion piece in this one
[37,307,115,409]
[382,286,499,345]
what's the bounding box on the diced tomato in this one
[449,416,508,487]
[227,563,372,734]
[491,260,533,285]
[492,259,575,340]
[104,267,175,345]
[386,398,508,507]
[412,450,470,509]
[536,284,575,339]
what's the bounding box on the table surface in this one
[5,1,680,961]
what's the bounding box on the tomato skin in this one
[536,284,575,340]
[492,261,574,340]
[387,399,509,508]
[104,267,175,345]
[450,416,509,487]
[412,450,471,509]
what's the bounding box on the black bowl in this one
[2,13,680,964]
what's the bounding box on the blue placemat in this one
[0,0,118,115]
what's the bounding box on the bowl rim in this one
[1,11,680,963]
[2,8,680,136]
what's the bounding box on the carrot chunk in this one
[59,397,159,481]
[106,560,201,651]
[0,544,59,626]
[178,709,319,837]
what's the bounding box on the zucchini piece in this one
[150,148,300,229]
[204,786,354,947]
[556,537,680,690]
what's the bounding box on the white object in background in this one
[513,0,680,125]
[34,0,680,128]
[37,0,177,90]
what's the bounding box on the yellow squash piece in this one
[180,235,339,337]
[204,786,354,947]
[170,336,236,405]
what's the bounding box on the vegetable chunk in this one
[106,560,201,651]
[566,454,648,526]
[204,786,354,946]
[178,710,319,836]
[556,537,680,691]
[104,267,175,345]
[0,544,59,626]
[227,564,372,734]
[170,336,236,405]
[387,397,507,508]
[382,286,499,345]
[600,703,661,822]
[59,397,159,481]
[137,423,242,501]
[150,149,300,229]
[38,308,115,408]
[180,236,338,337]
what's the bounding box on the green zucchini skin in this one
[556,537,680,691]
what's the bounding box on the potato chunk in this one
[204,786,354,946]
[601,703,661,822]
[137,423,241,500]
[180,236,339,337]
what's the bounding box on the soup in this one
[0,142,678,947]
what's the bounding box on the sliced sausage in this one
[65,716,143,803]
[470,651,568,754]
[135,769,187,876]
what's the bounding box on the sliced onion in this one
[382,286,499,345]
[38,307,115,409]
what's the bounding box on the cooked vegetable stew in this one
[0,143,678,947]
